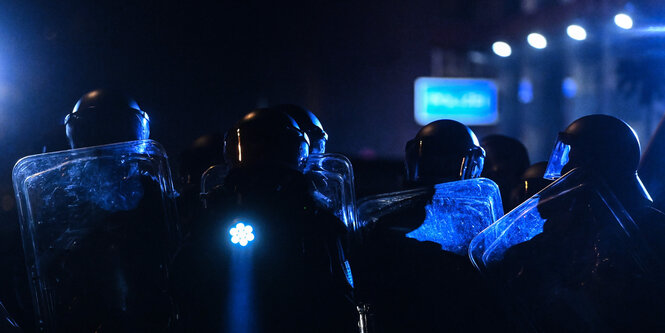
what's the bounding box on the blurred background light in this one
[644,26,665,33]
[562,77,578,98]
[614,13,634,30]
[492,41,512,57]
[566,25,587,41]
[518,78,534,104]
[527,33,547,49]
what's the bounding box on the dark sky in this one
[0,0,661,191]
[0,0,509,196]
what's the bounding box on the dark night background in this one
[0,0,664,198]
[0,1,459,170]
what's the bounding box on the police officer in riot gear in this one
[171,108,357,332]
[179,133,225,186]
[64,89,150,149]
[363,119,490,241]
[481,134,530,212]
[11,89,180,332]
[1,90,144,331]
[272,104,328,155]
[471,114,665,331]
[355,119,504,332]
[177,133,225,235]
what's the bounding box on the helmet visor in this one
[461,146,486,180]
[544,137,571,180]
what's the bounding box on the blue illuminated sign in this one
[414,77,498,126]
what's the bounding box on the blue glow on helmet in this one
[230,222,255,246]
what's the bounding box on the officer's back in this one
[354,120,503,332]
[171,109,357,332]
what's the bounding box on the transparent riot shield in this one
[640,114,665,212]
[200,164,227,208]
[13,140,179,332]
[0,300,21,332]
[358,178,503,256]
[468,168,665,331]
[304,153,358,232]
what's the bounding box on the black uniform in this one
[354,119,504,332]
[172,166,357,332]
[171,108,357,332]
[355,201,499,332]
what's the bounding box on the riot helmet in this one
[64,89,150,149]
[179,133,225,185]
[544,115,641,179]
[509,161,553,209]
[544,114,651,207]
[405,119,485,186]
[481,134,530,186]
[224,108,310,171]
[272,104,328,154]
[481,134,530,212]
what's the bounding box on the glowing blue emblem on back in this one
[230,222,255,246]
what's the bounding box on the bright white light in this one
[527,33,547,49]
[614,13,633,30]
[566,25,587,41]
[492,41,512,57]
[230,222,255,246]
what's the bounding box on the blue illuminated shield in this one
[358,178,503,255]
[468,168,649,271]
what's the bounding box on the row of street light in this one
[492,12,634,57]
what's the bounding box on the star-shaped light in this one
[230,222,255,246]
